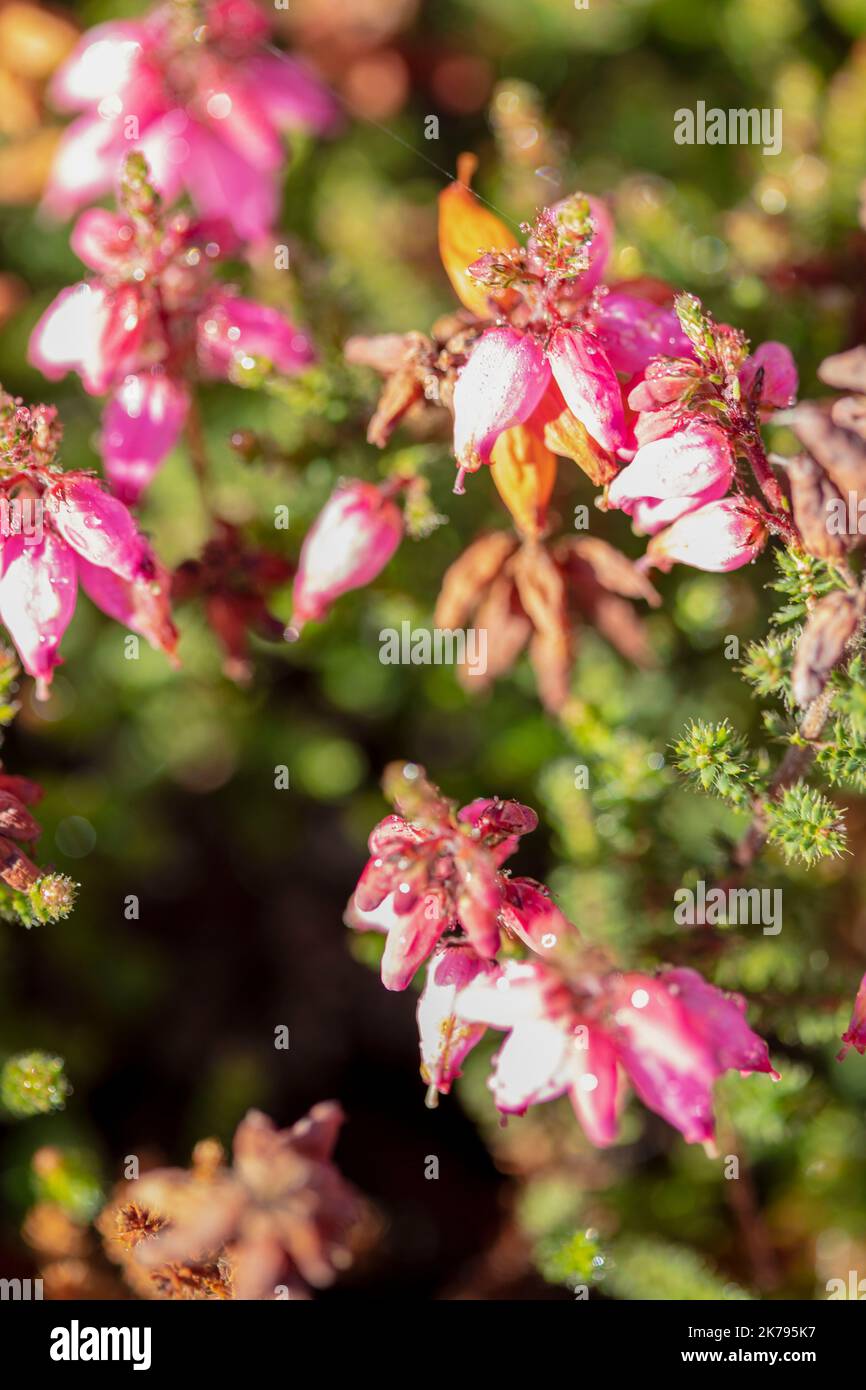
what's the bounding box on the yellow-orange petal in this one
[438,153,519,318]
[490,424,557,539]
[542,405,619,486]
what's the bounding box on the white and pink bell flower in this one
[29,186,315,502]
[43,0,339,240]
[440,184,705,494]
[0,471,176,697]
[417,944,495,1097]
[644,498,768,573]
[453,959,777,1149]
[289,480,404,635]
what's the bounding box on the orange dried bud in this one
[490,424,557,538]
[438,153,519,318]
[542,404,619,486]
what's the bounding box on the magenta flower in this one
[607,420,734,536]
[44,0,339,240]
[441,186,694,493]
[0,469,176,697]
[455,961,777,1149]
[289,480,404,634]
[838,971,866,1061]
[607,316,798,568]
[29,178,314,502]
[346,765,559,990]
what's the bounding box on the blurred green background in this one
[2,0,866,1300]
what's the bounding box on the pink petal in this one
[0,534,78,697]
[487,1020,569,1113]
[48,22,148,111]
[41,113,120,218]
[629,475,730,536]
[45,473,145,580]
[196,64,284,171]
[547,327,626,456]
[245,53,341,135]
[838,971,866,1061]
[198,292,315,379]
[180,121,278,241]
[453,841,502,958]
[645,498,767,573]
[663,968,779,1079]
[70,209,137,274]
[566,1025,621,1147]
[102,372,189,503]
[739,340,798,410]
[290,480,402,629]
[456,958,553,1030]
[76,549,178,663]
[453,326,551,475]
[499,877,575,956]
[417,945,491,1094]
[380,891,447,991]
[605,973,718,1146]
[594,292,693,376]
[607,421,734,512]
[28,282,111,390]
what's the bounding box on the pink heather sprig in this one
[43,0,339,240]
[347,762,778,1152]
[0,390,176,696]
[365,161,803,579]
[608,293,800,573]
[29,152,314,502]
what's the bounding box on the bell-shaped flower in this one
[645,498,767,573]
[289,480,403,632]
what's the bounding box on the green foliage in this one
[606,1238,753,1302]
[671,719,759,807]
[536,1229,606,1290]
[764,782,847,867]
[1,1051,71,1118]
[740,629,796,705]
[0,874,78,929]
[768,550,847,626]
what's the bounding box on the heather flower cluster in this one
[347,762,778,1150]
[0,390,175,695]
[44,0,339,239]
[30,153,314,502]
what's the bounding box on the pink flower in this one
[455,960,776,1150]
[44,0,339,239]
[29,186,313,501]
[347,769,554,990]
[0,470,176,696]
[417,944,494,1096]
[594,291,693,376]
[289,481,403,633]
[644,498,767,573]
[101,372,190,503]
[453,324,626,491]
[442,188,659,492]
[838,971,866,1061]
[607,420,735,535]
[739,341,798,411]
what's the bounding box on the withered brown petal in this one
[791,589,865,708]
[783,453,852,560]
[558,535,661,605]
[434,531,518,631]
[785,401,866,495]
[817,346,866,395]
